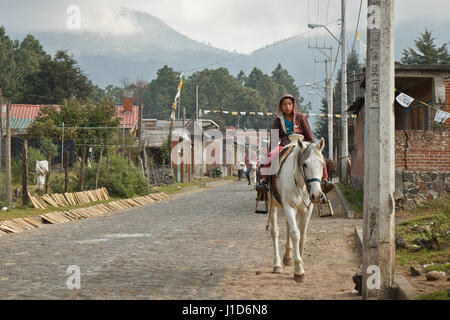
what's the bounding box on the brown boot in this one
[321,182,334,194]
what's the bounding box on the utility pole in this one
[138,104,143,152]
[0,89,2,170]
[340,0,349,184]
[328,46,334,161]
[122,122,125,157]
[5,102,11,209]
[61,122,64,169]
[196,85,199,120]
[362,0,396,299]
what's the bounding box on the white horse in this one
[249,163,258,190]
[267,134,325,283]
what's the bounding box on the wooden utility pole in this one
[61,122,64,168]
[327,46,334,161]
[22,139,29,207]
[0,89,3,170]
[64,151,69,193]
[5,102,11,209]
[79,146,87,191]
[45,152,51,194]
[362,0,396,299]
[106,149,110,174]
[95,145,104,189]
[339,0,349,184]
[138,104,143,152]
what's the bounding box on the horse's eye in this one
[303,163,307,168]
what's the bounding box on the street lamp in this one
[308,3,348,184]
[307,24,342,45]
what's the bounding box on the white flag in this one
[434,110,450,123]
[257,112,264,116]
[240,112,246,115]
[396,93,415,108]
[222,111,229,114]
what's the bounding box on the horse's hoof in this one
[294,273,306,283]
[283,257,294,266]
[272,266,283,274]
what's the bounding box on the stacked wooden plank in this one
[0,192,170,237]
[28,188,111,209]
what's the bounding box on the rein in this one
[295,145,323,210]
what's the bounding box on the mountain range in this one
[6,7,449,114]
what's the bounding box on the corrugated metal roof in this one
[1,118,35,134]
[1,104,139,129]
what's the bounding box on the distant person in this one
[236,162,246,181]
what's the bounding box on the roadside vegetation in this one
[336,183,364,219]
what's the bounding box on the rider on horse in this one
[260,94,334,194]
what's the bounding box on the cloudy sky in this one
[1,0,449,54]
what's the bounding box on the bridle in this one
[294,144,323,209]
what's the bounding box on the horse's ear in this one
[317,137,325,152]
[297,137,305,150]
[289,134,304,144]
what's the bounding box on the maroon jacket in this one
[271,94,315,147]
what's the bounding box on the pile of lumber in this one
[28,188,110,209]
[0,192,170,237]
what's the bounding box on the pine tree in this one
[401,29,450,65]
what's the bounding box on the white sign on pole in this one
[396,93,414,108]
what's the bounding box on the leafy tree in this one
[40,138,58,158]
[401,29,450,65]
[0,27,22,101]
[245,67,279,111]
[237,70,247,85]
[22,50,94,104]
[271,64,303,105]
[15,34,49,74]
[27,97,120,146]
[142,65,181,118]
[104,84,124,105]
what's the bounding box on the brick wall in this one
[395,130,450,171]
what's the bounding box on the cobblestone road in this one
[0,181,362,299]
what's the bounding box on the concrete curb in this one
[334,184,354,218]
[353,227,418,300]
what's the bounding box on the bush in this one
[82,154,149,198]
[50,173,78,194]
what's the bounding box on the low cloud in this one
[0,0,142,36]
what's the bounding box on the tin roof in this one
[1,104,139,129]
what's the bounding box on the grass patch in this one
[424,263,450,273]
[414,290,448,300]
[396,194,450,220]
[336,183,364,218]
[395,197,449,268]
